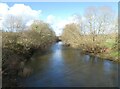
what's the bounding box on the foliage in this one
[61,23,81,47]
[61,9,118,61]
[2,19,56,87]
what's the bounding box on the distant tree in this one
[61,23,81,47]
[84,6,98,42]
[97,6,114,34]
[84,6,114,42]
[3,15,25,32]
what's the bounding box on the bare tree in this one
[3,15,25,32]
[84,6,114,42]
[97,6,114,34]
[84,6,98,42]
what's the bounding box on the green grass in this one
[110,51,118,57]
[103,39,116,48]
[100,38,119,62]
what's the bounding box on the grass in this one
[96,38,119,62]
[103,39,116,48]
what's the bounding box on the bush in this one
[2,20,56,87]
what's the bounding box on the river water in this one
[18,42,118,87]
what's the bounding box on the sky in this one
[0,2,118,35]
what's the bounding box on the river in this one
[18,42,118,87]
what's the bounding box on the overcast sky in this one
[0,2,118,35]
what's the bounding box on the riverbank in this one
[2,21,56,87]
[61,22,119,63]
[82,50,119,63]
[2,41,56,87]
[62,38,119,63]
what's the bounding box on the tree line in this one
[61,6,119,62]
[2,15,56,87]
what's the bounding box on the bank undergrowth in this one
[2,20,56,87]
[61,23,119,62]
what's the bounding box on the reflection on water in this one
[19,42,118,87]
[18,67,33,77]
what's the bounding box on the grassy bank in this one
[62,37,119,62]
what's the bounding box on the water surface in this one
[19,42,118,87]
